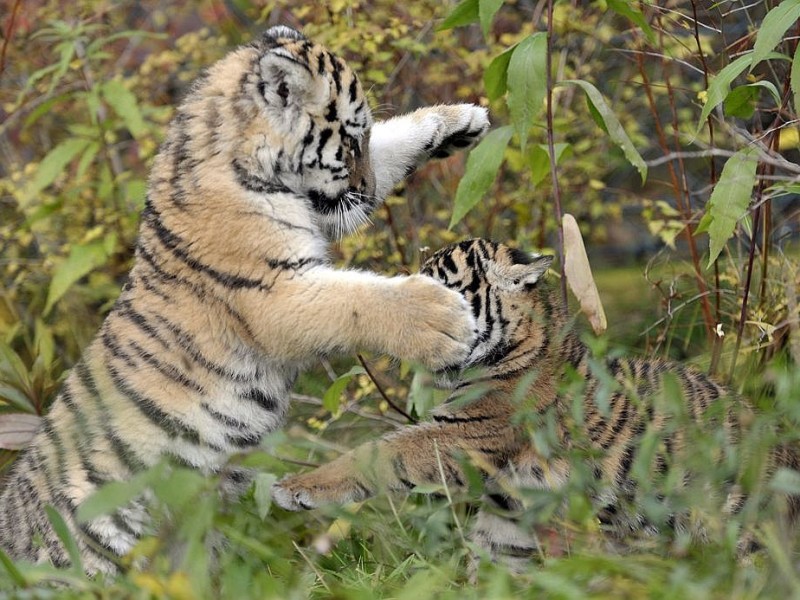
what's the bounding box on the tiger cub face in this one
[198,25,376,237]
[421,239,554,381]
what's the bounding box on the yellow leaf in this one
[563,213,607,334]
[779,127,800,151]
[312,503,363,554]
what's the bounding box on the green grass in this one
[1,269,799,599]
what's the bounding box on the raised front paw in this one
[388,275,477,371]
[424,104,490,159]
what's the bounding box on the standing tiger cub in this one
[273,239,799,570]
[0,26,488,574]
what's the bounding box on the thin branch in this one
[644,147,800,175]
[545,0,566,304]
[728,83,793,384]
[0,0,22,79]
[291,393,405,427]
[357,354,417,424]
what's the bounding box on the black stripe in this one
[224,430,262,448]
[101,329,138,369]
[432,413,493,424]
[136,242,259,342]
[40,417,69,489]
[348,77,358,103]
[241,388,279,413]
[127,339,205,394]
[231,159,291,194]
[316,128,333,160]
[486,492,516,512]
[59,385,111,488]
[105,363,215,450]
[79,522,125,560]
[113,301,171,352]
[74,361,148,473]
[142,200,270,291]
[201,403,249,429]
[153,315,251,382]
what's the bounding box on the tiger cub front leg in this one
[272,396,516,511]
[370,104,490,200]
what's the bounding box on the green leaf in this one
[254,473,277,520]
[697,54,752,131]
[479,0,503,38]
[560,79,647,183]
[0,548,27,587]
[507,32,547,151]
[792,43,800,116]
[750,0,800,72]
[0,384,36,414]
[22,138,91,207]
[484,44,516,101]
[45,505,84,575]
[723,82,781,119]
[77,464,165,522]
[529,143,570,186]
[606,0,656,44]
[723,85,759,119]
[448,125,513,228]
[408,370,434,419]
[102,80,147,139]
[76,141,100,181]
[322,365,366,413]
[152,468,206,509]
[44,237,116,316]
[438,0,479,31]
[697,147,758,267]
[697,51,787,133]
[770,467,800,495]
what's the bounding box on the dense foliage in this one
[1,0,799,597]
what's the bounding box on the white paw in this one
[428,104,490,158]
[271,480,317,511]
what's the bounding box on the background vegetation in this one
[1,0,799,597]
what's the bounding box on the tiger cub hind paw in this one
[271,479,318,511]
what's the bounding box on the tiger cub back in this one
[273,239,798,572]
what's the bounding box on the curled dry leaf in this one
[563,213,607,335]
[0,413,41,450]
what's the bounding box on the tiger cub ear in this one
[489,253,553,292]
[258,50,329,112]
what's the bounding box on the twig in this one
[292,541,331,593]
[644,147,800,175]
[636,22,715,343]
[382,201,409,268]
[728,84,793,384]
[545,0,566,305]
[0,0,22,79]
[357,354,417,423]
[690,0,722,369]
[291,393,405,427]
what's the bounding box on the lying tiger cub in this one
[273,238,798,570]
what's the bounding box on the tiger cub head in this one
[186,25,376,237]
[420,239,555,381]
